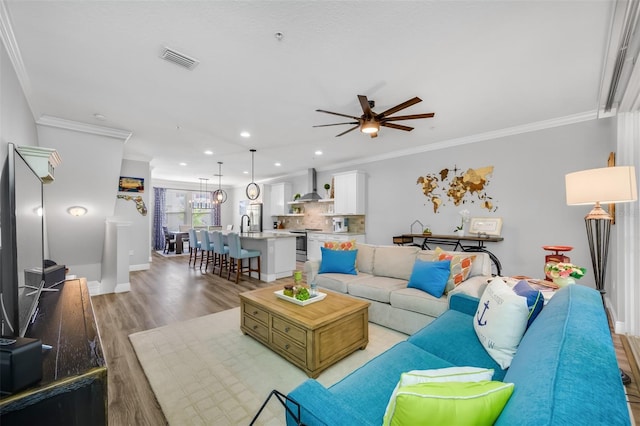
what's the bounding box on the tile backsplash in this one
[274,201,365,233]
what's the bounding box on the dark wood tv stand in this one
[0,278,107,425]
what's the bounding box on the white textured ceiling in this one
[2,0,615,186]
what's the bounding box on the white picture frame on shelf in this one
[469,217,503,237]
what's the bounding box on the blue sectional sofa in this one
[287,284,630,425]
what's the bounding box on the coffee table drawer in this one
[272,316,306,345]
[243,302,269,325]
[243,315,269,342]
[271,332,306,363]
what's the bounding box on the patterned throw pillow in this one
[324,240,357,251]
[434,247,476,292]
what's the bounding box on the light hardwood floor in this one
[92,251,640,425]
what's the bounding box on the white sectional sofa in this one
[304,244,492,334]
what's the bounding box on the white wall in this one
[0,40,37,170]
[37,124,125,281]
[116,159,151,270]
[282,119,615,284]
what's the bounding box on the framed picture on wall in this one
[469,217,503,237]
[119,176,144,193]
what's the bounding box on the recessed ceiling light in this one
[179,162,187,166]
[94,113,106,121]
[274,162,281,167]
[243,170,249,174]
[204,150,213,155]
[315,150,323,156]
[240,131,251,138]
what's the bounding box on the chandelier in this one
[246,148,260,200]
[190,178,213,209]
[213,161,228,204]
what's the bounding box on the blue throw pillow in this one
[318,247,358,275]
[407,259,451,298]
[513,279,544,328]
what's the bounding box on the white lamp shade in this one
[565,166,637,205]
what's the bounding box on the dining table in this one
[170,231,189,254]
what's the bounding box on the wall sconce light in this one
[67,206,87,216]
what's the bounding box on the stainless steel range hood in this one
[299,168,322,201]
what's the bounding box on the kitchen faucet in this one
[240,214,251,233]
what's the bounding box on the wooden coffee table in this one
[240,285,370,378]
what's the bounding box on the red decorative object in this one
[542,246,573,280]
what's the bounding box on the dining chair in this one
[211,231,230,276]
[199,230,215,271]
[188,228,201,267]
[226,232,261,283]
[162,226,176,254]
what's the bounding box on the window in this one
[165,189,220,229]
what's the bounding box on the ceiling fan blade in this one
[313,122,359,128]
[336,125,360,137]
[383,112,435,122]
[381,122,414,131]
[316,109,361,120]
[378,97,422,118]
[358,95,373,117]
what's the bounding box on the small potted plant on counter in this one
[324,183,331,198]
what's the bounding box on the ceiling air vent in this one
[160,47,199,70]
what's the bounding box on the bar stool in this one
[211,231,229,276]
[199,230,215,271]
[188,228,201,267]
[226,232,261,283]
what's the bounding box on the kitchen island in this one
[232,232,297,282]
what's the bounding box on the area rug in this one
[129,307,406,425]
[155,249,190,258]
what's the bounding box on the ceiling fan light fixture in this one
[361,120,379,134]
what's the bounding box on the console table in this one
[0,278,107,425]
[396,234,504,276]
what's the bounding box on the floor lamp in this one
[565,165,637,385]
[565,166,637,299]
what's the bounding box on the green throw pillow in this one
[383,381,514,426]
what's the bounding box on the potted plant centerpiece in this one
[544,262,586,287]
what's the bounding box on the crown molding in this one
[0,0,37,117]
[37,115,132,142]
[320,110,600,172]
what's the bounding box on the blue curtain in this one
[153,187,166,250]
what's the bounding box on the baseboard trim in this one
[130,263,150,272]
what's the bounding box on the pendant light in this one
[246,148,260,200]
[213,161,227,204]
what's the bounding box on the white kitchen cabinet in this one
[333,171,365,215]
[268,182,292,216]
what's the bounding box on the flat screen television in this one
[0,143,45,337]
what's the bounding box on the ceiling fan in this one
[313,95,435,138]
